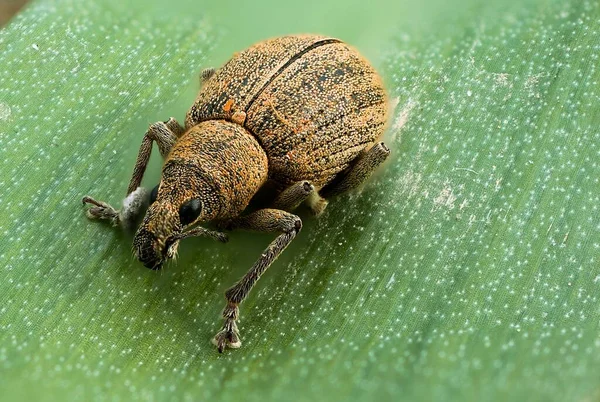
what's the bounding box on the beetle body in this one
[83,34,390,351]
[186,35,388,188]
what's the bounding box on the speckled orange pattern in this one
[185,34,388,188]
[247,42,387,186]
[165,120,268,220]
[186,35,337,128]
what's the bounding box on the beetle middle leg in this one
[82,118,185,229]
[319,141,390,199]
[213,208,302,352]
[270,180,331,216]
[271,180,315,211]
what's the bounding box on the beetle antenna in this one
[174,226,229,243]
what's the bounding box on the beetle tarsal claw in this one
[82,196,121,226]
[212,311,241,352]
[212,329,242,353]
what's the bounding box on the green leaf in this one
[1,0,599,401]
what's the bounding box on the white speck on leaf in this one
[433,182,457,210]
[0,103,11,120]
[395,170,423,199]
[493,73,510,86]
[391,98,417,142]
[385,273,396,289]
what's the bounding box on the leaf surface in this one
[1,0,599,400]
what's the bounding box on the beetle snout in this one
[136,243,164,270]
[142,258,163,270]
[133,227,166,270]
[146,261,163,270]
[133,224,181,270]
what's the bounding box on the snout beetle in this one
[83,35,390,352]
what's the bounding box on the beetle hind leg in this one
[271,180,314,211]
[319,141,390,199]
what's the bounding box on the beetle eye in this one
[149,184,159,204]
[179,198,202,226]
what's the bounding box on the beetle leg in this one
[175,226,229,243]
[82,118,184,229]
[126,118,184,194]
[213,209,302,352]
[319,141,390,199]
[271,180,314,211]
[81,196,120,226]
[199,67,215,86]
[305,191,329,216]
[271,180,329,216]
[82,187,150,230]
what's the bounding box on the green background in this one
[1,0,599,400]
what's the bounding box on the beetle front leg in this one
[125,117,184,194]
[82,118,184,230]
[213,209,302,352]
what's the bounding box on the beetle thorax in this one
[165,120,269,220]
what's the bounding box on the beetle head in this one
[133,163,214,270]
[133,202,182,270]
